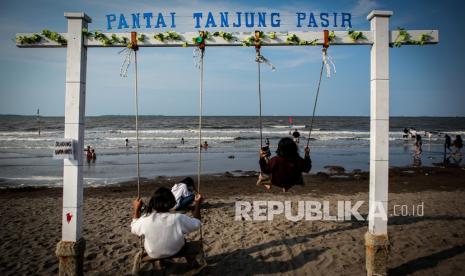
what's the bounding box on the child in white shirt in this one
[171,177,196,210]
[131,187,203,259]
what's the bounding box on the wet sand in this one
[1,166,465,275]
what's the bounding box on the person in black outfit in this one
[292,129,301,144]
[403,128,409,139]
[445,134,452,152]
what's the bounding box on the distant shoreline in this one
[1,165,463,192]
[1,114,465,118]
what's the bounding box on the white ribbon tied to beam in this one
[322,49,336,78]
[256,53,276,71]
[119,47,133,77]
[193,48,202,69]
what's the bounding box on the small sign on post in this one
[53,139,75,160]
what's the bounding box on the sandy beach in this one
[1,0,464,275]
[1,166,465,275]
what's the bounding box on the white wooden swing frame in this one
[16,10,438,275]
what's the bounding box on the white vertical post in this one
[61,12,90,242]
[368,9,392,236]
[365,10,392,276]
[55,12,91,276]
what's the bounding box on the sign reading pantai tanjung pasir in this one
[105,11,353,30]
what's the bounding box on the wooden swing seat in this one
[141,240,203,262]
[132,241,205,275]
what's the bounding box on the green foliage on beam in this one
[153,31,182,42]
[212,31,236,42]
[16,29,68,46]
[137,34,147,42]
[328,31,336,43]
[393,28,433,47]
[41,29,67,45]
[286,33,300,45]
[347,29,366,42]
[16,34,42,45]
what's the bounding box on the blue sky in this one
[0,0,463,116]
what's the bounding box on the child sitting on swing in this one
[259,137,311,192]
[171,177,196,211]
[131,187,203,259]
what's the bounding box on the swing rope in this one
[256,48,263,148]
[306,55,325,148]
[197,49,204,198]
[134,50,141,198]
[194,31,207,253]
[120,32,141,198]
[120,33,144,252]
[254,31,276,149]
[305,31,336,148]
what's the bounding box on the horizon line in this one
[1,114,465,118]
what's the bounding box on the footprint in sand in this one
[86,252,98,260]
[112,244,124,251]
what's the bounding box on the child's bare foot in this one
[264,184,271,190]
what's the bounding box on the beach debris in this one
[244,171,259,177]
[223,171,234,177]
[330,175,350,179]
[323,165,346,174]
[402,170,415,174]
[316,172,330,178]
[86,252,98,260]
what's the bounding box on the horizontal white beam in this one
[16,30,438,48]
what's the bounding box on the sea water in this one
[0,115,463,188]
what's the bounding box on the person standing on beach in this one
[445,134,452,152]
[292,129,301,144]
[409,128,417,139]
[259,137,311,192]
[425,131,433,140]
[181,138,185,145]
[403,128,409,139]
[452,135,463,155]
[85,145,93,163]
[125,138,129,147]
[203,141,208,150]
[131,187,203,260]
[412,134,423,167]
[91,149,97,162]
[413,134,423,157]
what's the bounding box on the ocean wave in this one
[0,176,134,188]
[0,137,56,141]
[0,131,62,136]
[270,125,308,129]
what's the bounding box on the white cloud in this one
[351,0,380,17]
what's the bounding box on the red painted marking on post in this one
[66,213,73,223]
